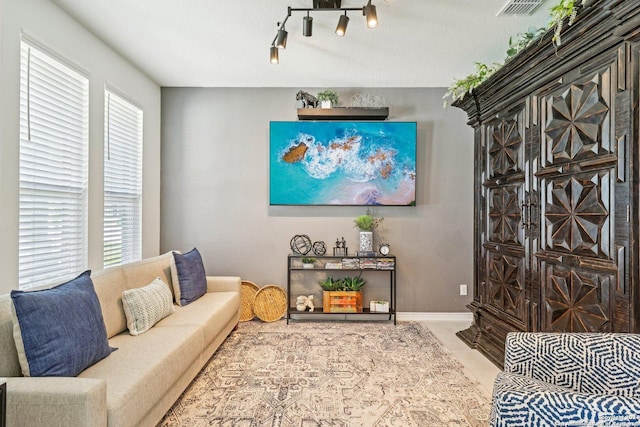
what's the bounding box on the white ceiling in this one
[51,0,552,88]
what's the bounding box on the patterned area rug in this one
[158,321,490,426]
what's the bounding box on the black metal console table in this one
[287,254,396,324]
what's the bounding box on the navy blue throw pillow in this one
[172,248,207,306]
[11,270,114,377]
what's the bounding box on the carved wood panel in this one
[486,250,526,324]
[487,113,524,179]
[541,66,613,167]
[488,185,524,245]
[541,261,613,332]
[541,170,612,259]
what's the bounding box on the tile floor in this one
[418,320,500,397]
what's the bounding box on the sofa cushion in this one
[10,271,114,377]
[122,278,175,336]
[159,291,240,346]
[79,323,203,427]
[170,248,207,306]
[92,252,175,339]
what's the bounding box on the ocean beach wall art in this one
[270,121,417,206]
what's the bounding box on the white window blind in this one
[19,40,89,290]
[103,89,143,267]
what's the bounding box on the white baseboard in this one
[397,312,473,322]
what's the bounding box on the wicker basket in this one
[240,280,260,322]
[253,285,287,322]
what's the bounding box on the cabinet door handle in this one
[520,199,529,229]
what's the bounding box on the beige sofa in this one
[0,252,241,427]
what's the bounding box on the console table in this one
[287,254,396,324]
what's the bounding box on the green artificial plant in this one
[340,276,367,291]
[443,0,588,107]
[354,210,383,232]
[317,90,339,106]
[319,277,341,291]
[548,0,583,46]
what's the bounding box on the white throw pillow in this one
[122,278,175,336]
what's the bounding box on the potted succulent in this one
[317,90,339,108]
[319,277,341,291]
[320,275,366,313]
[301,257,317,269]
[354,210,383,253]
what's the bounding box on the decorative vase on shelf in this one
[303,263,314,269]
[320,100,332,109]
[359,231,373,252]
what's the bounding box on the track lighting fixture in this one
[270,46,279,64]
[364,1,377,28]
[275,27,288,49]
[335,12,349,36]
[269,1,382,63]
[303,12,313,37]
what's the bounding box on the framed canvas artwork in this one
[270,121,417,206]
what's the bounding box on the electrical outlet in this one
[459,284,468,296]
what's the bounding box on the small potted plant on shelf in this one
[370,300,389,313]
[317,90,339,108]
[320,275,366,313]
[319,277,341,291]
[354,209,383,253]
[301,257,317,269]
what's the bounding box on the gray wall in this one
[161,87,474,312]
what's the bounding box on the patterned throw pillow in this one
[170,248,207,306]
[10,271,114,377]
[122,278,175,336]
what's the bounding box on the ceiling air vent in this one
[497,0,545,16]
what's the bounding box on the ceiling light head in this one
[364,3,378,28]
[275,27,288,49]
[270,46,279,64]
[303,14,313,37]
[335,12,349,36]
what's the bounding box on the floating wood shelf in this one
[297,107,389,121]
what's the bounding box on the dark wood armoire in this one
[454,0,640,368]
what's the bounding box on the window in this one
[103,89,143,267]
[19,39,89,290]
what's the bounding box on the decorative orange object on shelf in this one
[322,291,363,313]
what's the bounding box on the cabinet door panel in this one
[534,54,626,333]
[541,64,614,167]
[487,113,525,179]
[485,249,527,325]
[482,105,528,330]
[541,170,613,259]
[488,185,524,246]
[541,261,613,332]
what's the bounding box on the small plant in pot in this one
[370,300,389,313]
[301,257,317,269]
[321,275,366,313]
[319,277,341,291]
[340,275,367,291]
[317,90,339,108]
[354,210,383,253]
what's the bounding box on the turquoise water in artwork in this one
[270,121,417,206]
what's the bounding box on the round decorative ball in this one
[312,241,326,255]
[290,235,312,255]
